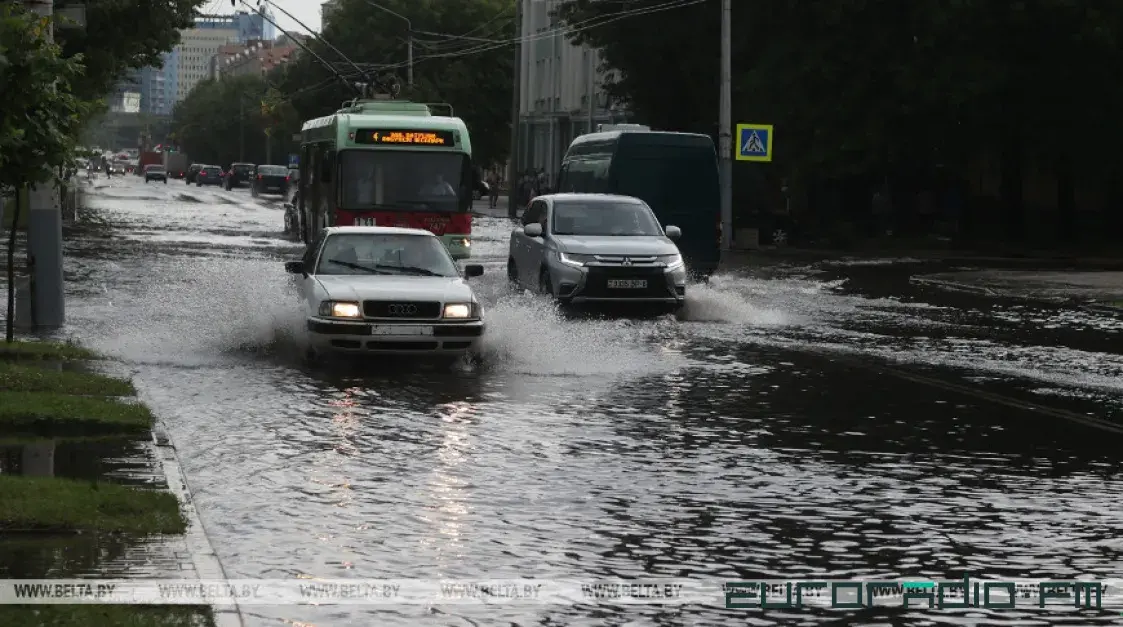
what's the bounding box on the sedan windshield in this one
[258,165,287,176]
[551,200,664,236]
[315,233,460,277]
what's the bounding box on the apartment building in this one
[322,0,341,26]
[210,44,245,81]
[218,40,298,79]
[517,0,627,183]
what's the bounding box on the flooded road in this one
[49,176,1123,625]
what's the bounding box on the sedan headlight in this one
[556,251,597,267]
[659,253,685,271]
[318,301,361,318]
[443,302,477,319]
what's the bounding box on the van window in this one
[561,152,612,194]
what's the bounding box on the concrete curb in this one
[151,424,244,627]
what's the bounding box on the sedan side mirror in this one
[523,223,543,237]
[464,264,484,278]
[284,260,305,274]
[665,225,682,240]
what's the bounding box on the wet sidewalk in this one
[0,428,241,627]
[909,269,1123,305]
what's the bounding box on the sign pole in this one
[718,0,733,252]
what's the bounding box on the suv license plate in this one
[607,280,647,289]
[370,325,433,336]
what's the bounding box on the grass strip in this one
[0,605,214,627]
[0,362,134,396]
[0,475,186,534]
[0,392,152,437]
[0,340,99,362]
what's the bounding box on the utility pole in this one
[719,0,733,252]
[407,31,413,87]
[239,99,245,162]
[24,0,65,329]
[586,47,595,132]
[506,0,523,219]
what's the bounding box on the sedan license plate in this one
[607,279,647,289]
[370,325,432,336]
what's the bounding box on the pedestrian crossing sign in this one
[735,123,773,162]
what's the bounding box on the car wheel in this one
[507,258,519,287]
[772,228,789,246]
[538,268,554,298]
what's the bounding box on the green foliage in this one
[180,0,515,168]
[555,0,1123,180]
[54,0,208,103]
[171,75,274,166]
[0,4,92,194]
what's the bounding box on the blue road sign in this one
[735,123,773,162]
[288,153,299,168]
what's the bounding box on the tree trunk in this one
[1055,154,1075,244]
[5,187,21,343]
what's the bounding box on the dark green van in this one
[556,128,721,278]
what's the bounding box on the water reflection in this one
[41,178,1123,626]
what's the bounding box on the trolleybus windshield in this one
[339,150,469,212]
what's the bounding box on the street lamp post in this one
[719,0,733,252]
[360,0,412,87]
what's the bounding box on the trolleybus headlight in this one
[443,303,473,319]
[319,301,361,318]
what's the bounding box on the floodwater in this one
[26,175,1123,625]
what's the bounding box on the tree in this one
[264,0,515,167]
[171,75,272,166]
[556,0,1123,238]
[54,0,208,103]
[0,5,92,342]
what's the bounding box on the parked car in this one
[251,164,291,197]
[284,226,486,364]
[223,162,255,190]
[143,164,168,183]
[507,193,686,312]
[195,165,224,187]
[185,164,203,184]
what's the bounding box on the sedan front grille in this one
[362,301,442,319]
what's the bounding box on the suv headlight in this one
[443,302,478,319]
[556,251,597,267]
[318,301,361,318]
[659,253,685,271]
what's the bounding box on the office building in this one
[516,0,627,183]
[176,24,239,101]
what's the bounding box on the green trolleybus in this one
[297,98,479,259]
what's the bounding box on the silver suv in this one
[507,193,687,310]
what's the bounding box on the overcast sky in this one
[202,0,323,34]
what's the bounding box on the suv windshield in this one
[315,233,460,277]
[147,166,164,171]
[203,167,221,174]
[551,200,664,236]
[232,164,253,173]
[339,150,468,212]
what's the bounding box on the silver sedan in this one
[506,193,687,310]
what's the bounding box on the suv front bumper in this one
[548,260,687,306]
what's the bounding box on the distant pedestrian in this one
[486,171,499,208]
